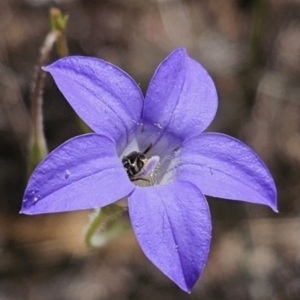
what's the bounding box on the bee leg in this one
[131,177,150,183]
[143,144,152,155]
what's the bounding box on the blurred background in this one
[1,0,300,299]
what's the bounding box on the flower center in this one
[122,151,148,180]
[121,144,160,186]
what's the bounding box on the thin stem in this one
[85,204,129,248]
[50,8,69,57]
[28,8,69,175]
[28,31,60,175]
[31,31,59,142]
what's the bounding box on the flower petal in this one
[140,48,217,155]
[21,134,135,215]
[172,133,277,211]
[128,181,211,292]
[43,57,144,151]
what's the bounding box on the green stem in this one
[28,31,60,176]
[28,9,69,176]
[85,204,129,248]
[50,8,69,57]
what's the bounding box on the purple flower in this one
[21,48,277,292]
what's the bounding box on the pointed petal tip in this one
[272,204,279,213]
[169,47,188,61]
[19,210,34,216]
[42,62,57,73]
[42,56,72,72]
[19,200,37,215]
[172,47,187,54]
[41,65,49,72]
[20,206,48,216]
[180,284,192,293]
[175,277,195,293]
[264,197,277,212]
[266,183,278,213]
[19,207,31,215]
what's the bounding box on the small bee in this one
[122,145,151,181]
